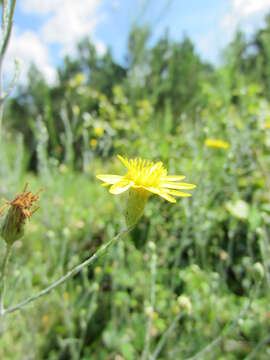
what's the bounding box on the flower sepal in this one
[1,207,25,245]
[0,184,42,245]
[125,188,150,227]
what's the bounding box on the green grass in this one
[0,83,270,359]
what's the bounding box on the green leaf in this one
[225,200,249,220]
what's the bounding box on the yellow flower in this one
[63,291,69,303]
[205,138,229,149]
[42,314,50,329]
[97,155,196,226]
[265,120,270,129]
[90,139,98,149]
[94,127,104,137]
[72,105,80,116]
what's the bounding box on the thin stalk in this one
[150,312,184,360]
[254,149,270,203]
[0,0,17,138]
[0,0,16,58]
[141,246,157,360]
[259,230,270,288]
[1,227,131,317]
[244,332,270,360]
[76,288,98,359]
[0,46,3,137]
[0,243,12,315]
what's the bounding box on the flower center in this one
[125,159,167,187]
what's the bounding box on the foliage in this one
[7,28,210,169]
[1,11,270,360]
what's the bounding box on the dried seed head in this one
[0,183,42,245]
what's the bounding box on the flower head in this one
[0,183,42,244]
[93,127,104,137]
[97,155,195,202]
[97,155,196,226]
[205,138,229,149]
[90,139,98,149]
[265,120,270,129]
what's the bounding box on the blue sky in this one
[6,0,270,83]
[93,0,228,64]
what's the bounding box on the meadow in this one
[0,2,270,359]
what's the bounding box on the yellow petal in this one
[149,161,163,174]
[157,192,176,203]
[144,186,176,203]
[117,155,130,169]
[96,174,124,184]
[109,180,132,195]
[161,182,196,190]
[143,186,160,195]
[161,175,186,181]
[166,189,192,197]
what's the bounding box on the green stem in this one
[141,244,157,360]
[0,0,16,59]
[0,0,17,139]
[0,48,3,138]
[0,243,12,315]
[1,227,131,317]
[150,312,184,360]
[258,231,270,288]
[244,332,270,360]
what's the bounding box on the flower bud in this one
[0,183,42,245]
[148,241,156,251]
[177,295,192,314]
[1,206,25,245]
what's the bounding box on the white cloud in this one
[232,0,270,17]
[21,0,103,55]
[195,0,270,65]
[222,0,270,34]
[5,0,105,82]
[5,28,56,84]
[20,0,64,15]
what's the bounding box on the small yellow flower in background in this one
[94,127,104,137]
[205,138,229,149]
[59,164,68,173]
[265,120,270,129]
[94,266,102,275]
[72,105,80,116]
[63,291,69,303]
[42,314,50,329]
[69,72,85,87]
[97,155,196,227]
[90,139,98,149]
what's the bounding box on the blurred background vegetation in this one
[1,2,270,359]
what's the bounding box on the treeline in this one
[6,14,270,169]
